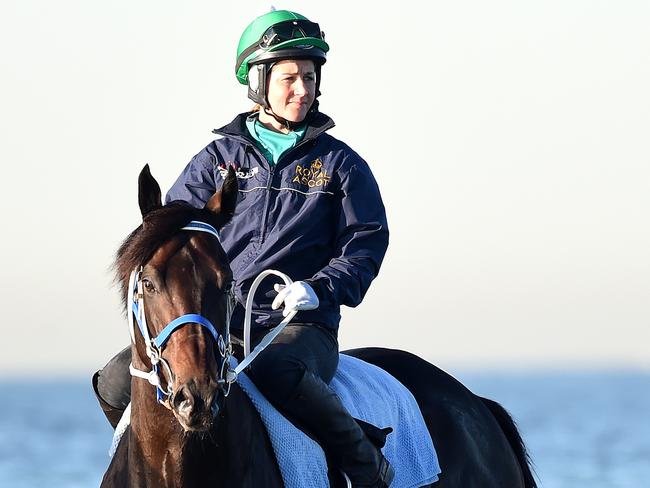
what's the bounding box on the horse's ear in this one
[138,164,162,217]
[205,167,238,227]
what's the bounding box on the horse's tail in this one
[479,397,538,488]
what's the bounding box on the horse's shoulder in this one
[100,431,129,488]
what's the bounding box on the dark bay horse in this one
[101,165,537,487]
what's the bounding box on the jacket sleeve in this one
[307,157,389,308]
[165,147,218,207]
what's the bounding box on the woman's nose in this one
[293,78,308,95]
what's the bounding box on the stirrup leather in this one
[340,457,395,488]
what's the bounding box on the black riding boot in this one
[92,371,126,429]
[92,345,132,428]
[282,370,395,487]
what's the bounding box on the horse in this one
[100,164,538,487]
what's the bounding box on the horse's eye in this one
[142,279,155,293]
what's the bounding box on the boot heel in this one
[376,457,395,487]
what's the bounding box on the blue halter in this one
[128,220,235,403]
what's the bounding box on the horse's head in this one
[115,164,238,432]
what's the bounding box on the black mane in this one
[113,202,220,312]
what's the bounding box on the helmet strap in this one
[263,107,292,131]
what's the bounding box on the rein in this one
[235,270,297,373]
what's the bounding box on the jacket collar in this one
[212,111,335,145]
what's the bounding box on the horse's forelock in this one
[113,204,216,313]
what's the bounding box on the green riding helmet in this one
[235,10,329,108]
[235,10,329,84]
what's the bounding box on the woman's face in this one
[266,59,316,122]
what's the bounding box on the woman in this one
[95,9,392,487]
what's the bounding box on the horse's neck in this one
[125,382,184,486]
[123,380,219,487]
[123,382,281,488]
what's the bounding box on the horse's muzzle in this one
[171,380,219,432]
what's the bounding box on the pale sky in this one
[0,0,648,375]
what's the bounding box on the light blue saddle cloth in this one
[236,353,441,488]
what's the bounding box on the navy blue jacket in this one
[166,112,389,331]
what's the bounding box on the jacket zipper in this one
[258,163,276,244]
[258,138,321,244]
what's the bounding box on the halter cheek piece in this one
[128,220,238,405]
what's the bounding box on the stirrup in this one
[340,471,352,488]
[376,457,395,487]
[340,457,394,488]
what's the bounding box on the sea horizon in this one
[2,369,649,487]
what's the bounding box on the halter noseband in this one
[128,220,237,404]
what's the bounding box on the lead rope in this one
[234,270,352,488]
[232,270,297,375]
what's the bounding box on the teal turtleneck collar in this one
[245,113,307,165]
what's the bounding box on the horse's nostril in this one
[171,382,215,430]
[173,386,194,416]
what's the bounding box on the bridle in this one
[127,220,238,405]
[126,220,301,409]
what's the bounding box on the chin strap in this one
[263,107,295,131]
[261,100,319,131]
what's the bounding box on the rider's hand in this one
[271,281,320,317]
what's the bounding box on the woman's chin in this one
[284,114,305,123]
[281,106,309,122]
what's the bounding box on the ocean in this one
[0,371,648,487]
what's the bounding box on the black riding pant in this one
[95,323,339,413]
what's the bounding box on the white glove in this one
[271,281,319,317]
